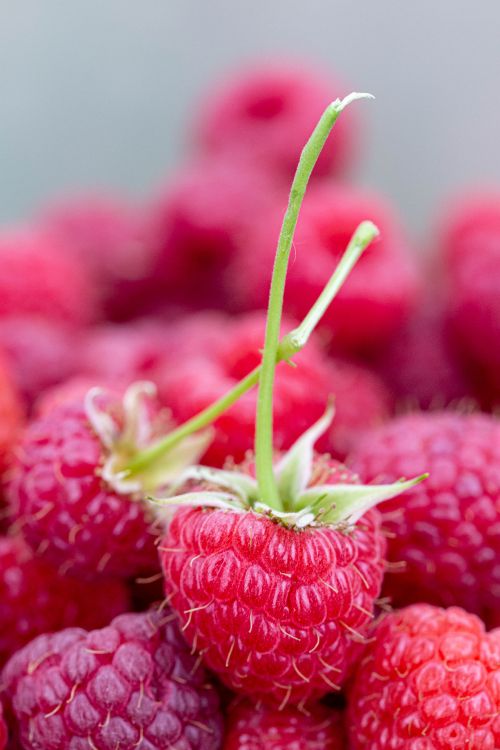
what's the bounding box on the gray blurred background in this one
[1,1,499,238]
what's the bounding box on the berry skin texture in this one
[158,312,391,466]
[195,60,357,181]
[0,701,6,750]
[349,412,500,627]
[0,535,129,667]
[228,183,419,356]
[7,398,160,581]
[1,609,223,750]
[0,351,23,480]
[223,700,345,750]
[160,460,386,707]
[347,604,500,749]
[0,229,97,326]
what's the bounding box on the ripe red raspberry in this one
[160,459,386,708]
[43,195,157,322]
[145,158,282,310]
[194,60,357,180]
[349,412,500,627]
[228,183,419,356]
[158,312,391,466]
[0,352,23,480]
[0,228,97,326]
[0,701,6,750]
[0,316,78,408]
[374,298,474,409]
[347,604,500,749]
[7,392,163,580]
[223,699,345,749]
[1,609,223,750]
[0,535,129,666]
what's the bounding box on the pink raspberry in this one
[0,352,23,481]
[43,195,157,322]
[158,312,391,466]
[0,701,6,750]
[7,392,163,580]
[349,411,500,627]
[223,700,345,749]
[228,183,419,356]
[1,609,223,750]
[0,534,129,667]
[0,228,97,326]
[160,459,386,708]
[194,60,357,180]
[347,604,500,749]
[145,158,282,310]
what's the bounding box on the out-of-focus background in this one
[1,1,500,233]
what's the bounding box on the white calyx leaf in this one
[296,474,428,526]
[150,490,247,513]
[85,387,120,449]
[274,403,334,505]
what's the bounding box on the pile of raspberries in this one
[0,59,498,749]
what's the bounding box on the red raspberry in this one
[0,701,6,750]
[160,459,386,707]
[7,394,162,580]
[349,412,500,627]
[145,158,282,310]
[223,699,345,749]
[0,352,23,480]
[0,316,78,408]
[228,183,419,356]
[0,535,129,667]
[158,312,390,466]
[0,228,97,326]
[1,609,223,750]
[195,60,357,180]
[43,195,157,322]
[374,297,474,409]
[347,604,500,749]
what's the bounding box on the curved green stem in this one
[254,93,374,510]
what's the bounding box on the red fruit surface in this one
[228,183,419,356]
[347,604,500,749]
[374,298,473,409]
[160,459,386,707]
[0,229,97,326]
[349,412,500,627]
[145,158,282,310]
[223,700,345,749]
[159,312,390,466]
[195,60,357,180]
[0,535,129,667]
[43,195,157,322]
[0,316,78,408]
[7,398,160,580]
[1,609,223,750]
[0,701,6,750]
[0,352,23,479]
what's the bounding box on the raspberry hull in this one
[347,604,500,748]
[2,610,223,750]
[160,461,386,707]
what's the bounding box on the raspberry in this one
[228,183,419,356]
[0,701,6,750]
[160,458,386,707]
[145,158,282,310]
[158,312,390,465]
[0,351,23,480]
[0,316,78,408]
[223,700,345,749]
[374,297,473,409]
[1,609,223,750]
[195,60,357,180]
[0,535,129,666]
[347,604,500,749]
[349,411,500,626]
[7,394,162,580]
[0,228,97,326]
[42,195,157,322]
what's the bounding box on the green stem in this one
[254,93,374,510]
[125,218,377,481]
